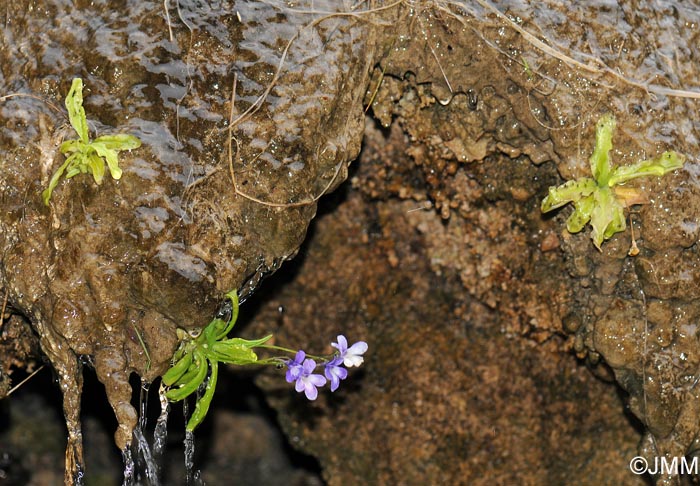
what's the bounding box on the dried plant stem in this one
[0,92,63,114]
[229,0,402,131]
[0,291,7,331]
[471,0,700,100]
[7,365,46,397]
[227,75,342,208]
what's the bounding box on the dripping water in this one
[122,379,165,485]
[139,379,150,430]
[183,399,194,485]
[133,380,161,484]
[133,427,160,485]
[183,429,202,486]
[122,448,135,486]
[182,397,204,486]
[152,384,170,471]
[75,466,85,486]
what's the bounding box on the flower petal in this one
[308,374,327,387]
[329,375,340,392]
[304,384,319,400]
[344,355,364,367]
[347,341,368,355]
[285,350,306,382]
[302,358,317,374]
[331,335,348,354]
[343,341,368,367]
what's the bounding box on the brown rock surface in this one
[1,1,700,485]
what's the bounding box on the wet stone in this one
[0,0,377,477]
[2,1,700,485]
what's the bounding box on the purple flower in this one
[294,358,327,400]
[285,350,306,383]
[324,357,348,392]
[331,335,368,368]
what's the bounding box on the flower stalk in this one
[163,290,367,431]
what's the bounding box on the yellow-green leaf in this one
[93,134,141,151]
[88,153,106,184]
[541,112,686,250]
[589,113,615,185]
[609,151,685,186]
[90,143,122,179]
[541,178,597,213]
[565,194,595,234]
[589,187,625,250]
[65,78,89,143]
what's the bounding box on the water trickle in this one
[184,429,201,486]
[133,427,160,486]
[182,398,204,485]
[122,448,135,486]
[75,467,85,486]
[152,384,170,472]
[139,379,150,431]
[183,398,196,485]
[125,379,163,485]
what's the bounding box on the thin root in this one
[471,0,700,100]
[227,74,343,208]
[6,365,46,397]
[227,0,403,132]
[0,290,7,331]
[163,0,174,42]
[0,92,63,114]
[365,66,386,113]
[628,213,640,257]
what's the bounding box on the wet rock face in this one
[0,0,375,471]
[2,1,700,484]
[250,158,642,485]
[254,2,700,485]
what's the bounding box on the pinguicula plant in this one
[162,290,367,431]
[42,78,141,205]
[541,113,686,250]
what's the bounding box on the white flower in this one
[332,335,368,368]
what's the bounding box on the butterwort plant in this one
[42,78,141,205]
[162,290,367,431]
[541,113,685,250]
